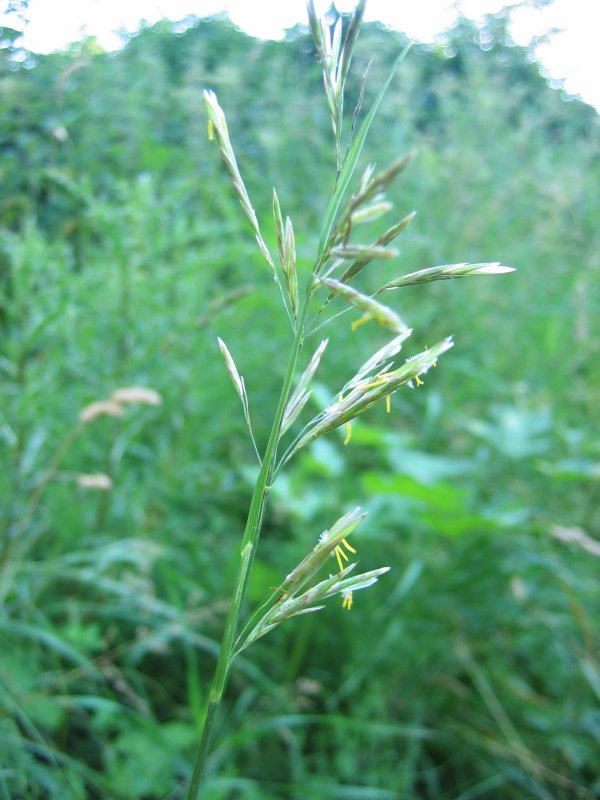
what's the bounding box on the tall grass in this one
[1,3,599,799]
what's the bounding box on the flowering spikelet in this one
[111,387,162,406]
[286,337,453,459]
[282,508,366,596]
[77,473,113,491]
[378,262,515,292]
[236,508,390,653]
[346,331,412,392]
[79,400,123,424]
[317,277,409,334]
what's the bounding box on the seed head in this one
[111,387,162,406]
[79,400,124,424]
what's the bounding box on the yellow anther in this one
[363,373,393,390]
[415,374,424,387]
[425,346,437,367]
[385,394,391,413]
[342,590,353,610]
[208,119,215,141]
[334,544,349,571]
[350,315,370,331]
[333,535,358,572]
[341,537,356,554]
[344,421,352,445]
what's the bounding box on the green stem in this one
[186,296,311,799]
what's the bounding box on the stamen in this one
[344,421,352,445]
[334,544,349,571]
[341,537,356,555]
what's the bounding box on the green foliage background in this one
[1,9,599,799]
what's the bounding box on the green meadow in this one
[1,8,599,798]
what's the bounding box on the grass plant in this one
[187,3,513,795]
[2,3,599,797]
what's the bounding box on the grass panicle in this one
[11,5,600,795]
[187,3,513,795]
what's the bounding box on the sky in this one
[3,0,600,113]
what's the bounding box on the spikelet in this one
[306,0,366,173]
[111,387,162,406]
[336,212,416,286]
[378,262,515,291]
[79,400,124,424]
[272,188,285,265]
[316,277,409,334]
[217,338,250,419]
[283,217,299,317]
[236,507,390,652]
[204,90,275,272]
[330,244,397,261]
[345,330,412,392]
[350,200,393,225]
[281,339,329,434]
[281,507,366,596]
[77,473,113,491]
[286,337,453,459]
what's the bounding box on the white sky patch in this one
[2,0,599,112]
[510,0,600,106]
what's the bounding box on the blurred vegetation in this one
[1,6,599,799]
